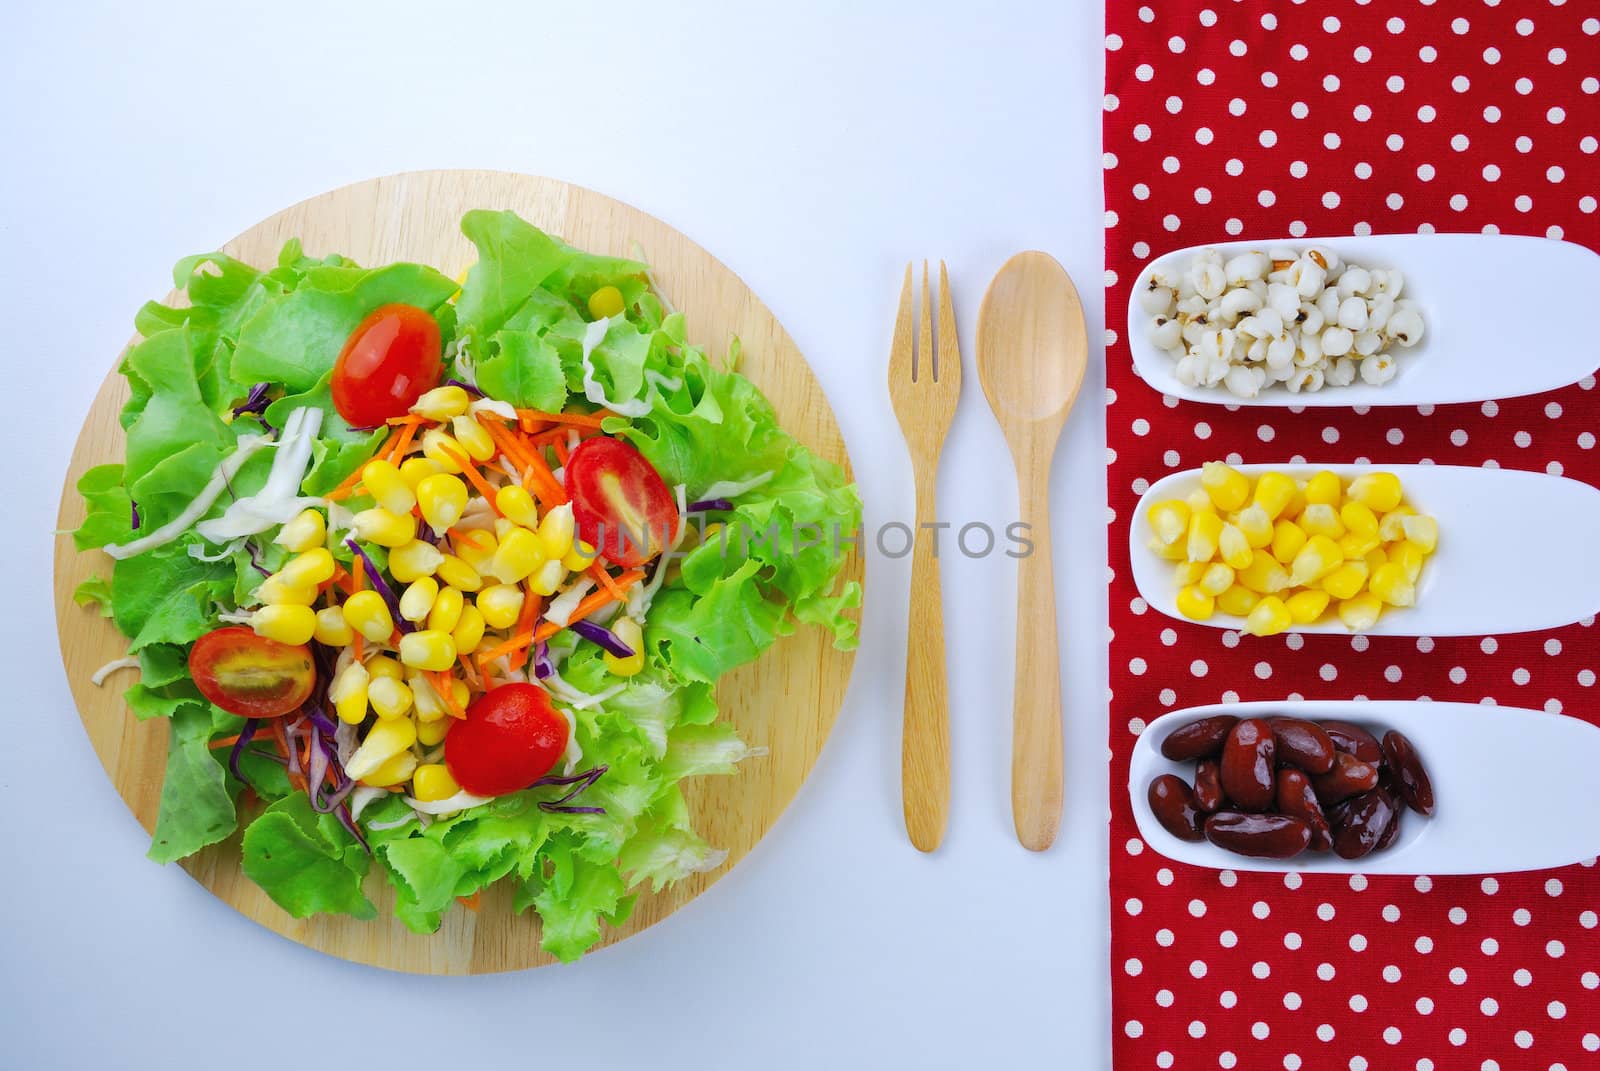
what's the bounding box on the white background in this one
[1,2,1110,1067]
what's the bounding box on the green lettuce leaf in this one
[72,575,115,617]
[241,794,376,921]
[147,704,236,864]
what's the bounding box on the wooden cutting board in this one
[52,170,861,973]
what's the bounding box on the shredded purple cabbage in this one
[129,500,141,531]
[232,381,273,419]
[570,619,633,658]
[227,719,261,784]
[532,640,553,680]
[533,764,608,815]
[246,541,271,577]
[345,538,415,633]
[686,498,734,513]
[445,377,484,397]
[416,518,440,545]
[336,801,372,855]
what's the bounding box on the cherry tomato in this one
[445,683,569,797]
[564,437,679,568]
[330,304,443,427]
[188,627,315,718]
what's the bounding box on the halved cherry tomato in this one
[445,683,568,797]
[330,303,443,427]
[564,437,679,568]
[188,627,315,718]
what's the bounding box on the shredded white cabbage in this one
[630,484,690,618]
[401,789,492,816]
[101,433,274,560]
[469,396,517,421]
[629,240,678,315]
[697,470,774,502]
[644,369,682,393]
[366,812,417,831]
[347,784,387,822]
[90,656,139,687]
[196,407,325,542]
[186,537,246,563]
[545,576,595,627]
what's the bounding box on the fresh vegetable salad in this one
[71,210,861,960]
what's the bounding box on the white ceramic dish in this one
[1130,463,1600,637]
[1130,701,1600,874]
[1127,233,1600,407]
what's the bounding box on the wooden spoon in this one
[976,251,1088,851]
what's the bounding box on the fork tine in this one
[890,262,915,385]
[936,260,959,384]
[918,260,933,386]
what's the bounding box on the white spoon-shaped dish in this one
[1131,700,1600,874]
[1127,233,1600,407]
[1130,464,1600,637]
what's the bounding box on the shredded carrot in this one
[457,892,481,911]
[209,733,247,750]
[457,652,481,690]
[385,414,428,427]
[508,586,545,668]
[588,562,626,602]
[437,441,502,504]
[476,571,645,662]
[350,554,366,662]
[482,419,536,471]
[516,408,607,429]
[432,670,465,718]
[552,437,570,466]
[270,720,307,792]
[528,426,599,447]
[515,437,567,505]
[386,418,422,464]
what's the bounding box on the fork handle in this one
[1011,469,1063,851]
[902,465,951,852]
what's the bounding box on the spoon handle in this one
[901,466,950,852]
[1011,470,1063,850]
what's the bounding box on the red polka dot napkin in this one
[1104,3,1600,1068]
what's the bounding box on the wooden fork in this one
[888,261,961,852]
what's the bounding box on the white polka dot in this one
[1354,104,1372,122]
[1415,876,1432,893]
[1451,967,1469,984]
[1349,994,1367,1012]
[1387,16,1404,32]
[1482,997,1499,1015]
[1350,933,1368,952]
[1124,1020,1143,1038]
[1548,939,1565,958]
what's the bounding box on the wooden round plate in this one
[52,170,861,973]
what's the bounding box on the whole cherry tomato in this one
[445,683,569,796]
[330,303,443,427]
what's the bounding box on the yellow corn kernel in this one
[416,473,470,531]
[1244,595,1293,637]
[452,604,486,655]
[1217,584,1260,617]
[274,508,326,553]
[279,547,336,589]
[451,414,496,463]
[450,679,470,714]
[411,763,462,803]
[1300,503,1347,539]
[562,539,598,572]
[1290,534,1344,587]
[399,576,439,623]
[1198,563,1235,597]
[420,428,466,474]
[1270,520,1308,565]
[1401,515,1438,553]
[411,385,471,421]
[345,715,418,780]
[1146,499,1190,546]
[1218,523,1253,570]
[399,629,458,672]
[1237,505,1274,549]
[492,525,545,584]
[1378,505,1416,543]
[1340,500,1380,538]
[1369,562,1416,607]
[453,528,498,571]
[603,617,646,676]
[1185,487,1216,515]
[416,715,453,746]
[1187,510,1223,563]
[436,554,483,592]
[1201,461,1251,512]
[587,285,626,320]
[1394,541,1426,583]
[493,516,516,541]
[1338,531,1381,560]
[1238,553,1291,594]
[1285,588,1331,624]
[329,660,370,724]
[495,484,541,529]
[368,676,414,720]
[367,654,403,681]
[477,583,525,629]
[427,586,464,634]
[361,459,416,516]
[1175,561,1206,586]
[1339,593,1383,631]
[1251,471,1298,521]
[409,673,449,722]
[526,558,566,597]
[1304,470,1343,506]
[360,750,419,788]
[1321,560,1371,601]
[250,604,316,645]
[536,503,577,561]
[351,507,416,548]
[1364,547,1388,574]
[398,456,444,489]
[342,589,394,643]
[313,606,355,647]
[255,575,318,607]
[389,540,445,584]
[1176,585,1216,621]
[1348,471,1404,513]
[1148,536,1187,562]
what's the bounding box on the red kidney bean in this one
[1376,795,1403,851]
[1148,774,1205,841]
[1276,768,1332,852]
[1380,730,1435,817]
[1330,790,1399,860]
[1194,759,1226,813]
[1271,718,1336,774]
[1204,812,1312,859]
[1220,718,1276,811]
[1311,750,1380,806]
[1320,720,1384,765]
[1160,715,1239,762]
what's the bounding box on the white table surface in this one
[1,2,1110,1066]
